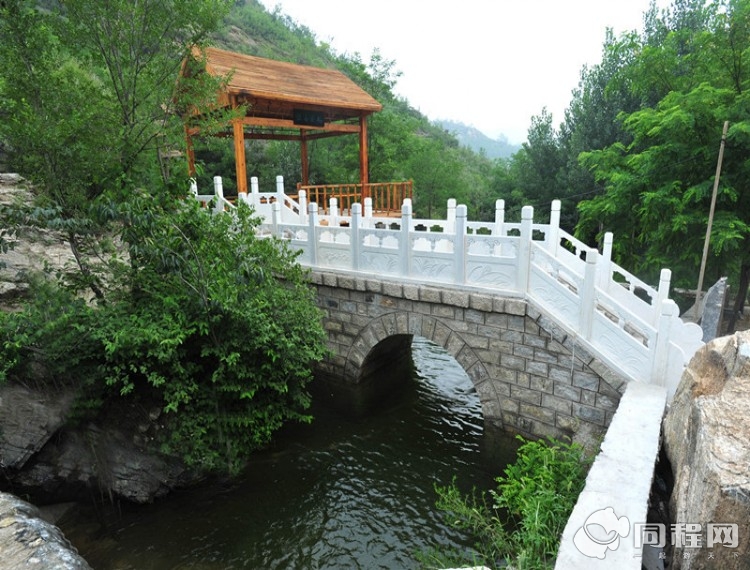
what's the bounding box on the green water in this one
[62,338,518,569]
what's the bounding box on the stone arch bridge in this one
[310,269,625,441]
[194,176,705,440]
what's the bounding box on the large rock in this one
[0,492,91,569]
[663,330,750,569]
[0,173,76,304]
[0,384,74,470]
[12,421,205,505]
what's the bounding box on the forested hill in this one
[209,0,750,315]
[202,0,512,223]
[438,121,521,159]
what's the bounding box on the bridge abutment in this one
[309,269,629,444]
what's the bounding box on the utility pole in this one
[694,121,729,320]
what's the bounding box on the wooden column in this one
[359,114,370,199]
[232,98,248,195]
[185,125,196,177]
[300,131,309,186]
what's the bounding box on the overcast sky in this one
[257,0,672,143]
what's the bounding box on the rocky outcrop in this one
[0,380,206,504]
[12,422,204,504]
[663,330,750,569]
[0,173,76,305]
[0,384,74,470]
[0,492,91,569]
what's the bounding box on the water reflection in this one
[62,337,516,569]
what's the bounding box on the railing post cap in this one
[661,298,679,316]
[456,204,468,216]
[352,202,362,214]
[276,175,284,182]
[308,202,318,213]
[496,198,505,207]
[522,205,534,219]
[448,198,457,207]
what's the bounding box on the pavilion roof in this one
[200,46,382,122]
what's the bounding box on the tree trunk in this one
[727,261,750,333]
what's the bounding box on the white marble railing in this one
[192,176,703,400]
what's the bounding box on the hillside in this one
[438,120,521,159]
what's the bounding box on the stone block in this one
[542,393,573,415]
[412,301,432,316]
[382,281,403,298]
[463,333,489,351]
[419,286,442,303]
[515,372,531,388]
[579,389,597,406]
[403,283,420,300]
[464,308,486,324]
[532,347,560,364]
[520,402,556,425]
[523,333,547,349]
[485,312,509,328]
[498,396,519,413]
[365,279,382,293]
[443,289,470,308]
[549,365,574,385]
[526,360,549,377]
[457,346,479,370]
[508,314,526,332]
[513,344,535,359]
[537,314,569,344]
[336,275,356,290]
[490,379,512,398]
[500,329,524,343]
[469,293,494,312]
[431,304,455,319]
[572,370,600,392]
[572,402,606,426]
[505,298,527,316]
[553,382,581,402]
[501,353,526,372]
[492,297,507,313]
[530,375,554,393]
[511,385,542,405]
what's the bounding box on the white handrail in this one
[191,176,704,400]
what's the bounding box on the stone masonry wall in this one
[309,270,628,443]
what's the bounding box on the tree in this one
[576,0,750,322]
[0,0,329,474]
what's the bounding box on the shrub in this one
[428,436,591,569]
[0,191,328,473]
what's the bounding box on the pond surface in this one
[62,337,518,569]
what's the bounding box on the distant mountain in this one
[438,120,521,159]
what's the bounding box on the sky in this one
[257,0,671,144]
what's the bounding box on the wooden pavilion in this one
[183,46,411,212]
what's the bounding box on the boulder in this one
[0,491,91,569]
[662,330,750,569]
[13,423,205,504]
[0,384,74,470]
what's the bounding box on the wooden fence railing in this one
[296,181,412,216]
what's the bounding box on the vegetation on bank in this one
[0,0,327,473]
[419,436,591,570]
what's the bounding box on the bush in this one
[427,436,591,569]
[0,191,328,473]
